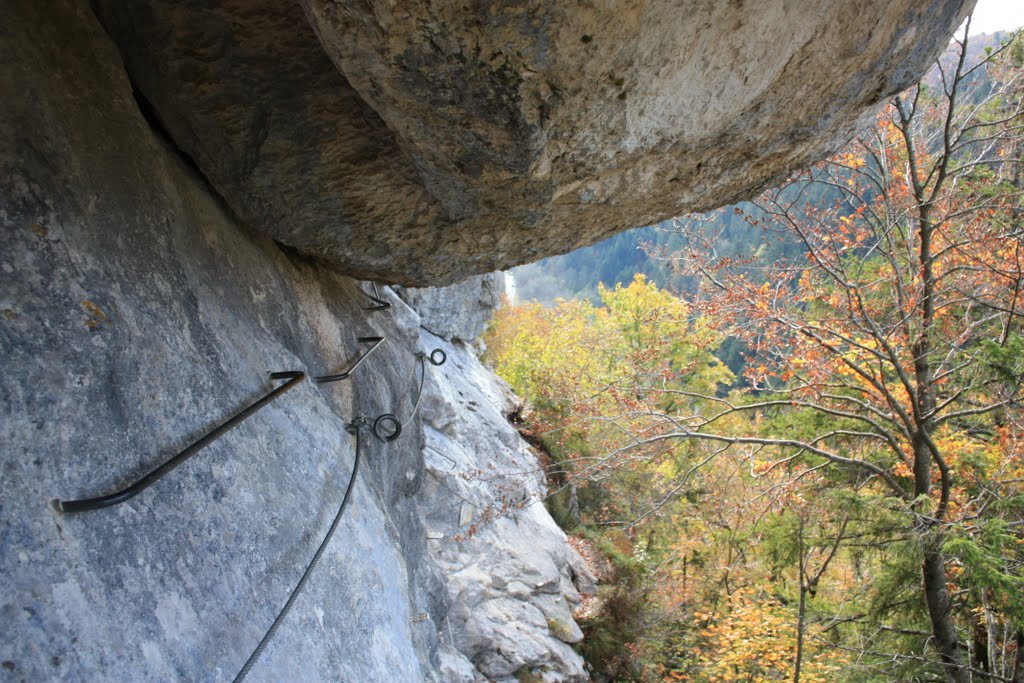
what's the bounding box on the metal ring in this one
[372,414,402,442]
[428,349,447,366]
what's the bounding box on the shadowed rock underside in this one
[89,0,974,285]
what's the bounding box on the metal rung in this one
[363,282,391,312]
[315,337,384,383]
[54,371,306,513]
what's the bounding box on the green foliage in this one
[514,665,545,683]
[547,617,576,642]
[576,535,650,683]
[980,334,1024,384]
[544,487,580,531]
[486,274,733,436]
[945,520,1024,622]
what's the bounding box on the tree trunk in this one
[794,583,807,683]
[922,537,969,683]
[983,589,998,676]
[1012,629,1024,683]
[794,516,806,683]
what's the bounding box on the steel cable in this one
[233,348,445,679]
[347,348,447,443]
[233,418,367,683]
[401,349,447,431]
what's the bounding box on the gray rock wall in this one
[394,273,505,343]
[0,1,585,679]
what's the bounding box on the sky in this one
[966,0,1024,35]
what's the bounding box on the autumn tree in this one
[487,274,732,524]
[665,26,1024,682]
[487,275,739,680]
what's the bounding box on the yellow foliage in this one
[697,595,845,683]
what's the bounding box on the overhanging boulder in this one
[92,0,973,285]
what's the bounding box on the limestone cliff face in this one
[87,0,972,285]
[1,1,588,680]
[394,273,506,343]
[415,331,595,682]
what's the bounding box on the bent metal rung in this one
[53,371,306,514]
[314,337,384,383]
[363,282,391,312]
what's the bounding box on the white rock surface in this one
[414,328,594,682]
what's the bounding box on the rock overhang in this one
[91,0,975,286]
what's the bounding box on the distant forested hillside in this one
[512,194,822,304]
[511,219,680,304]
